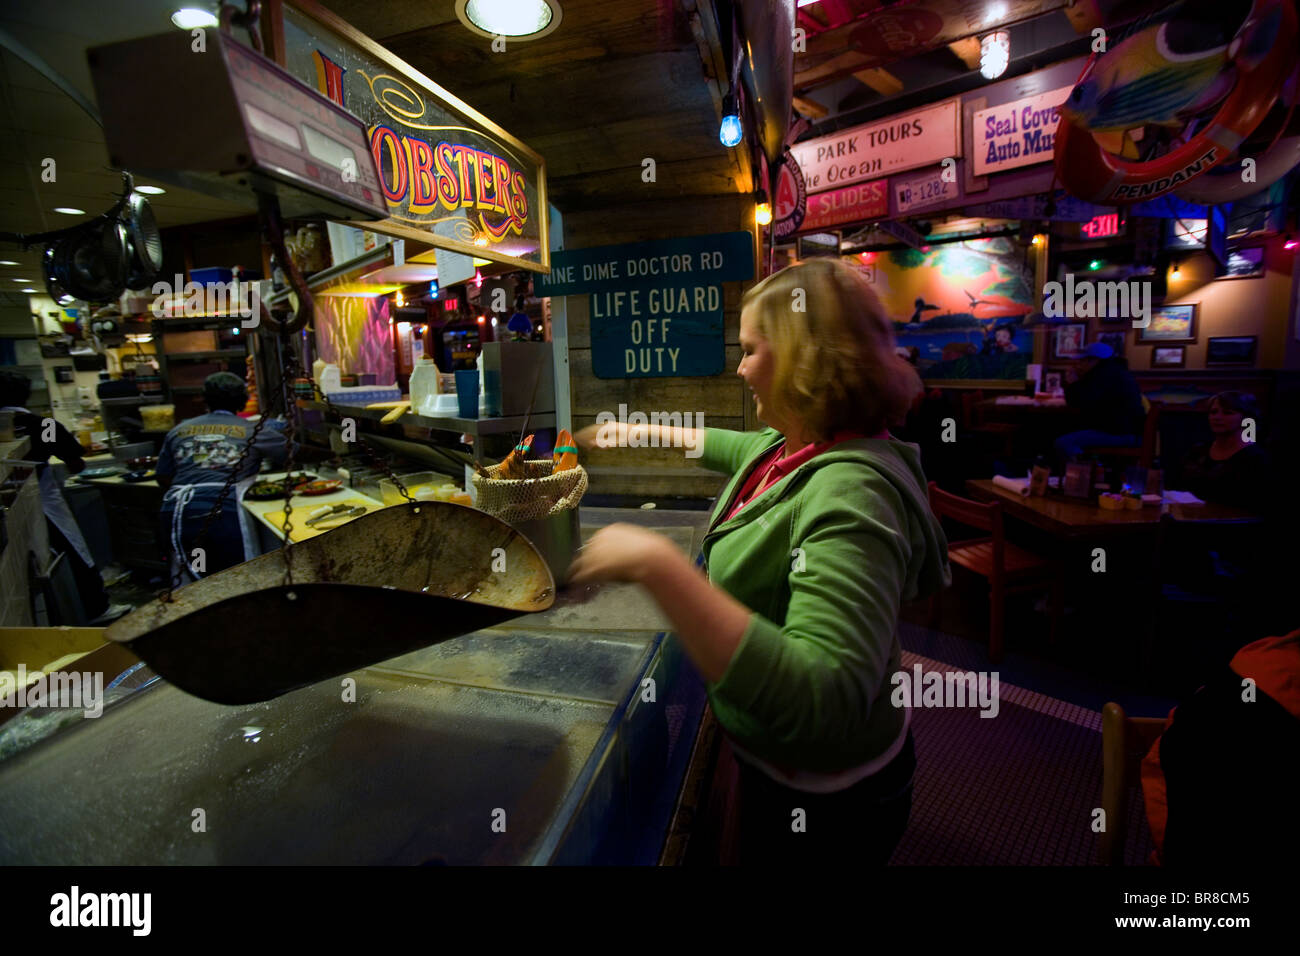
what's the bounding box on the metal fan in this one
[50,218,129,302]
[123,191,162,290]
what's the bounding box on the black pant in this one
[735,731,915,866]
[46,519,109,620]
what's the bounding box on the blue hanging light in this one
[719,92,742,148]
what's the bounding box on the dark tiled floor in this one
[890,638,1156,866]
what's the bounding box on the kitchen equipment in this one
[123,191,162,290]
[105,502,555,704]
[88,30,386,222]
[480,342,555,416]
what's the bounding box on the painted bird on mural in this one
[1058,1,1267,137]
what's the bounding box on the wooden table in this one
[965,479,1258,539]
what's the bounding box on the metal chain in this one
[303,376,414,504]
[276,330,302,587]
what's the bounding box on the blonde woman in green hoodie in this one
[570,257,950,864]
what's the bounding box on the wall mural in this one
[856,237,1034,380]
[314,295,394,383]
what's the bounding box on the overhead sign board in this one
[280,0,549,272]
[535,232,755,379]
[800,179,889,233]
[791,100,960,192]
[972,86,1072,177]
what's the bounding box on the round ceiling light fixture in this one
[135,185,167,195]
[171,7,219,30]
[455,0,562,41]
[980,31,1010,80]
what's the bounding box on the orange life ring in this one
[1054,0,1297,204]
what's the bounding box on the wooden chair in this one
[1094,398,1162,468]
[1100,701,1167,865]
[960,389,1018,458]
[926,481,1063,662]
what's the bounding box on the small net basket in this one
[472,459,587,525]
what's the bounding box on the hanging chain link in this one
[303,377,414,505]
[275,329,302,587]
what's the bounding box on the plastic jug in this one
[319,364,341,393]
[409,357,441,415]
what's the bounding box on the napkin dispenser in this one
[87,31,386,221]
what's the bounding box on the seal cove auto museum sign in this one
[536,232,755,378]
[790,100,960,191]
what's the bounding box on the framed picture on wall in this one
[1152,346,1185,368]
[1042,369,1065,395]
[1206,336,1258,365]
[1219,247,1265,279]
[1095,331,1125,357]
[1051,323,1087,359]
[1135,304,1197,343]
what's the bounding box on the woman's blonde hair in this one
[742,257,918,440]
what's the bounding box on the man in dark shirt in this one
[0,369,124,623]
[157,372,289,580]
[1054,342,1146,460]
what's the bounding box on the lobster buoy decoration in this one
[1173,66,1300,203]
[1054,0,1297,204]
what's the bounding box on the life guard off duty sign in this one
[535,232,754,378]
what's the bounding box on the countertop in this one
[0,506,713,864]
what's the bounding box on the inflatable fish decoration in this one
[1060,19,1234,133]
[553,429,578,472]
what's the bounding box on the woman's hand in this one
[566,523,677,587]
[573,424,608,452]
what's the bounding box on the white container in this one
[408,357,441,415]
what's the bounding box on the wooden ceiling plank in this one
[794,50,873,89]
[792,95,829,119]
[852,67,903,97]
[947,37,982,70]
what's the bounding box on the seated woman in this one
[570,258,950,865]
[1177,391,1272,510]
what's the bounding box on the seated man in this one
[156,372,289,581]
[1053,342,1145,461]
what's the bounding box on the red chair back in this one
[928,481,1007,583]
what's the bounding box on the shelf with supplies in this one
[296,398,555,458]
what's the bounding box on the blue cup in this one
[454,369,479,419]
[483,369,502,417]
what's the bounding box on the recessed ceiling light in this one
[171,7,219,30]
[12,278,32,282]
[135,185,167,195]
[21,288,38,293]
[0,260,18,266]
[53,207,85,215]
[456,0,562,40]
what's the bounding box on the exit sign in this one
[1081,212,1123,239]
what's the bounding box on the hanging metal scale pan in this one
[105,502,555,705]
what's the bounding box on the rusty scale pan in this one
[106,502,554,705]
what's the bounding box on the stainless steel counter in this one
[0,507,711,865]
